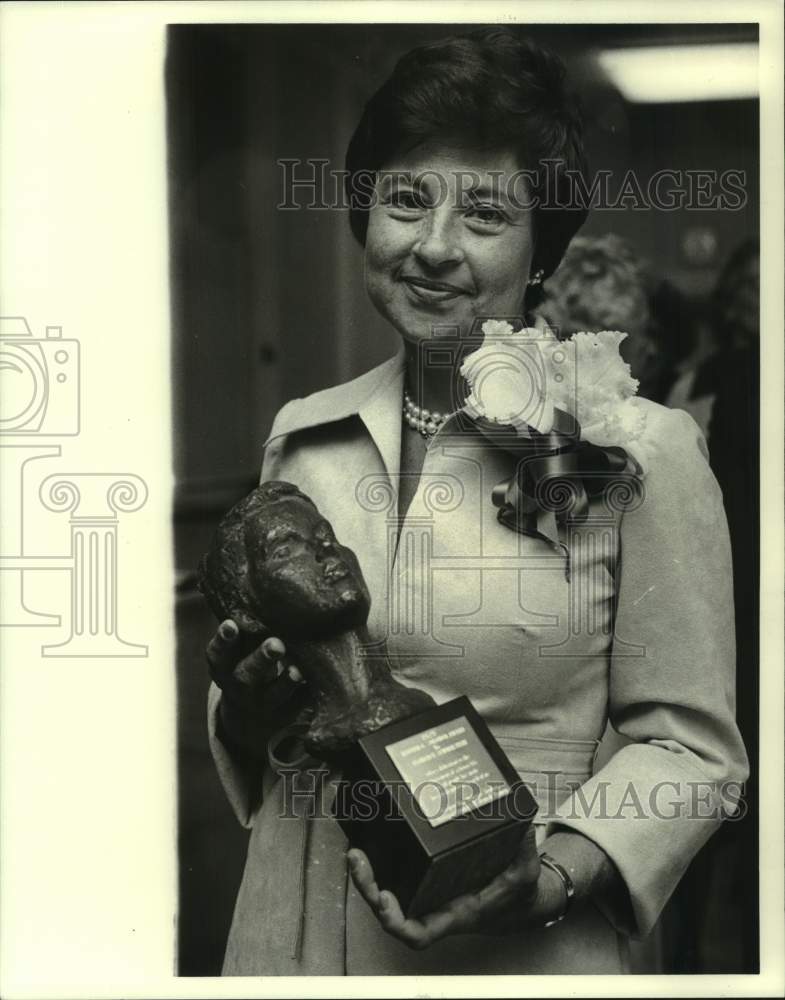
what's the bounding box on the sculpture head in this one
[198,481,371,640]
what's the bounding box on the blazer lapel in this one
[264,344,406,505]
[358,349,405,504]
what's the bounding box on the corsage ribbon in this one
[475,409,643,580]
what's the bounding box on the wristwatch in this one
[539,852,575,928]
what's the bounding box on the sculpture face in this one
[245,494,371,637]
[199,481,435,757]
[198,483,371,639]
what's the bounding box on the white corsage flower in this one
[461,321,649,472]
[460,321,559,434]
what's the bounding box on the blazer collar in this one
[264,344,561,549]
[264,345,406,492]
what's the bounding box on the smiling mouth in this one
[400,275,471,302]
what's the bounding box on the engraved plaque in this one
[334,696,538,916]
[385,717,511,827]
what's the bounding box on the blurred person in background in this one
[537,233,666,400]
[706,239,759,839]
[664,244,759,442]
[672,239,759,972]
[650,281,709,413]
[695,239,760,456]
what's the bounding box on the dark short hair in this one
[345,28,589,299]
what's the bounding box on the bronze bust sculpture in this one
[198,481,434,757]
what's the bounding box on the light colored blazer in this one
[208,346,749,975]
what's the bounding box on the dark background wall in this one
[168,22,759,976]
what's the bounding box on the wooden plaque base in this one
[333,696,538,917]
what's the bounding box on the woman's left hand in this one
[348,826,565,949]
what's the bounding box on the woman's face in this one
[364,141,535,342]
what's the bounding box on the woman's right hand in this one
[206,618,306,757]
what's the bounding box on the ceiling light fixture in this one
[596,43,758,103]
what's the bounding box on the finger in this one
[347,851,479,949]
[375,827,542,949]
[506,825,541,882]
[205,619,240,684]
[517,823,538,856]
[233,642,282,691]
[400,862,531,947]
[374,892,456,950]
[348,850,382,911]
[376,890,409,933]
[471,867,534,914]
[412,891,483,943]
[260,636,287,662]
[259,637,303,682]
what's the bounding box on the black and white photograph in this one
[1,2,783,997]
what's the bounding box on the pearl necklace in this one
[402,388,452,438]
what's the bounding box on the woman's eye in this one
[466,205,507,227]
[271,546,290,560]
[385,190,425,213]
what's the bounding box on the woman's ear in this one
[523,279,546,316]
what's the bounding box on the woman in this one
[205,29,748,975]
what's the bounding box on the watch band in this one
[539,852,576,928]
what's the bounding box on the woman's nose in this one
[412,212,465,269]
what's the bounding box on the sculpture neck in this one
[287,624,435,757]
[287,625,386,706]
